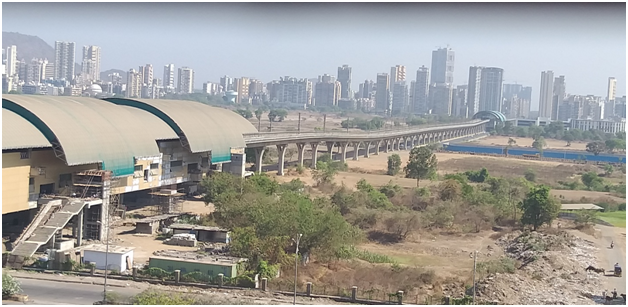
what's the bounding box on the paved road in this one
[4,278,141,305]
[598,225,626,295]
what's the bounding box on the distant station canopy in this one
[472,110,507,123]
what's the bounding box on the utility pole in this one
[293,233,302,305]
[323,114,327,132]
[298,112,301,133]
[472,250,478,305]
[346,116,349,132]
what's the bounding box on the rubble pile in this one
[164,233,197,247]
[474,230,602,305]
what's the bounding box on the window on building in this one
[170,160,183,168]
[20,151,30,159]
[150,163,159,170]
[29,177,35,186]
[134,165,143,172]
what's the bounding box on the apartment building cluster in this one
[1,42,197,99]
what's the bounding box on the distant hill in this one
[2,32,55,62]
[100,69,127,82]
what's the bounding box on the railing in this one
[243,120,488,143]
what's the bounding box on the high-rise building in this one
[277,76,312,105]
[614,96,626,119]
[429,83,453,116]
[177,67,194,94]
[430,47,455,85]
[233,77,250,104]
[337,65,352,99]
[538,70,554,118]
[502,84,523,100]
[412,66,430,114]
[452,85,468,118]
[126,69,142,98]
[5,45,17,77]
[202,82,220,95]
[391,81,409,115]
[389,65,406,89]
[315,74,341,107]
[44,63,54,80]
[220,75,234,92]
[467,66,482,116]
[249,79,265,96]
[140,64,153,86]
[163,64,175,92]
[478,67,504,112]
[361,80,374,99]
[375,73,390,114]
[81,45,101,81]
[467,66,504,114]
[54,41,76,81]
[26,58,47,84]
[552,75,565,120]
[607,77,617,102]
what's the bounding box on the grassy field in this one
[597,211,627,227]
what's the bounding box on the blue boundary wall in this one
[443,144,626,164]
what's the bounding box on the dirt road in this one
[597,225,626,295]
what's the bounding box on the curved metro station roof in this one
[104,98,257,163]
[2,108,52,150]
[2,95,178,176]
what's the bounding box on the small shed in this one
[135,213,182,234]
[82,244,134,272]
[149,250,246,278]
[169,223,230,243]
[561,203,604,211]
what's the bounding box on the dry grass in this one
[471,136,590,151]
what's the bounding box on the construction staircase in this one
[6,199,97,269]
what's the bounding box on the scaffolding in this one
[149,189,185,214]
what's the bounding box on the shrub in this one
[147,267,171,279]
[2,272,21,299]
[524,169,536,182]
[476,257,516,275]
[130,290,197,305]
[182,271,210,283]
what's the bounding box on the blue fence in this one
[444,144,626,164]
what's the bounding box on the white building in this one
[82,244,134,272]
[538,70,554,118]
[5,45,18,77]
[177,66,194,94]
[163,64,175,93]
[81,45,101,82]
[570,118,625,134]
[54,41,76,81]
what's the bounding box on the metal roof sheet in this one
[2,95,178,176]
[104,98,257,163]
[561,203,604,210]
[2,108,52,150]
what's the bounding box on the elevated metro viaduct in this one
[241,119,489,176]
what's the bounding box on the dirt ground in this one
[471,135,589,151]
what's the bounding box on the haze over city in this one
[2,2,625,110]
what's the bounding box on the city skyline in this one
[2,2,625,110]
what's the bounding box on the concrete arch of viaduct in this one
[249,123,486,175]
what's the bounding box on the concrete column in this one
[276,144,288,176]
[384,139,390,153]
[397,291,404,305]
[351,286,357,301]
[296,143,306,167]
[306,282,312,296]
[218,273,224,287]
[254,147,266,174]
[310,142,320,169]
[133,267,138,280]
[174,270,181,284]
[90,262,96,275]
[261,278,268,291]
[77,207,84,247]
[374,140,380,155]
[339,142,349,163]
[352,142,360,161]
[326,141,335,154]
[364,141,371,158]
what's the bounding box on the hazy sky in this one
[3,2,626,110]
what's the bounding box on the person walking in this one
[612,289,618,299]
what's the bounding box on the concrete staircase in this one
[6,198,97,269]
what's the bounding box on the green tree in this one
[562,132,575,146]
[524,168,536,182]
[605,139,625,153]
[404,146,438,187]
[2,272,21,299]
[519,185,560,231]
[255,108,264,131]
[235,109,253,119]
[507,137,516,147]
[387,154,402,175]
[268,109,288,122]
[532,136,546,155]
[603,164,614,177]
[586,141,606,155]
[581,171,604,190]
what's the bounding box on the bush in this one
[130,290,197,305]
[476,257,516,275]
[387,154,402,176]
[182,271,210,283]
[2,272,21,299]
[524,169,536,182]
[147,267,171,279]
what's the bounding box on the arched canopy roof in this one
[2,108,51,150]
[472,110,507,123]
[2,95,178,176]
[104,98,257,163]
